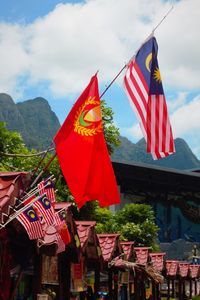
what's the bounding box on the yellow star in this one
[153,67,162,83]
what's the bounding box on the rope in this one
[0,148,54,158]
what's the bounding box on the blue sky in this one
[0,0,200,158]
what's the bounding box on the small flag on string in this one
[34,194,55,226]
[55,210,71,245]
[38,178,56,208]
[16,206,44,240]
[124,35,175,159]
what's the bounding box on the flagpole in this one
[152,6,173,33]
[100,65,127,98]
[29,152,57,188]
[30,142,55,180]
[16,175,55,205]
[26,6,174,188]
[0,193,46,229]
[100,5,174,98]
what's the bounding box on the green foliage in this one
[101,100,120,155]
[94,207,119,234]
[114,203,155,224]
[114,204,159,247]
[94,203,159,249]
[0,122,40,172]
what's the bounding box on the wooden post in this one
[171,278,175,299]
[94,265,100,300]
[152,281,156,300]
[182,279,186,300]
[33,253,42,300]
[128,280,132,300]
[194,278,197,295]
[9,272,23,300]
[108,269,113,300]
[167,277,170,300]
[189,278,192,299]
[113,271,118,300]
[134,270,141,300]
[59,253,71,300]
[156,283,160,300]
[142,275,146,300]
[178,278,182,300]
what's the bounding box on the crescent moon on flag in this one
[145,53,152,72]
[79,111,91,127]
[84,106,101,122]
[27,209,36,219]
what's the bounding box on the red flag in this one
[124,36,175,159]
[54,74,120,208]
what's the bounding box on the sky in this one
[0,0,200,158]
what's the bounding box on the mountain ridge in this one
[111,136,200,170]
[1,93,200,170]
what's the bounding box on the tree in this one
[101,100,120,154]
[95,203,159,250]
[0,122,41,172]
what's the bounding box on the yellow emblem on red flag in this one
[74,96,102,136]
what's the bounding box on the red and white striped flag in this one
[55,210,71,246]
[34,195,55,226]
[16,206,44,240]
[124,36,175,159]
[38,178,56,207]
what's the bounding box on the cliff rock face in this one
[1,93,200,170]
[0,93,60,150]
[111,136,200,170]
[16,97,60,149]
[0,93,27,135]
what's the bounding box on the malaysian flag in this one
[55,210,71,245]
[16,206,44,240]
[124,35,175,159]
[54,209,67,227]
[38,178,56,207]
[34,195,55,226]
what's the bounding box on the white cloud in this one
[156,0,200,90]
[0,23,30,97]
[171,94,200,138]
[0,0,200,157]
[121,123,143,142]
[167,91,188,112]
[1,0,200,97]
[169,93,200,158]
